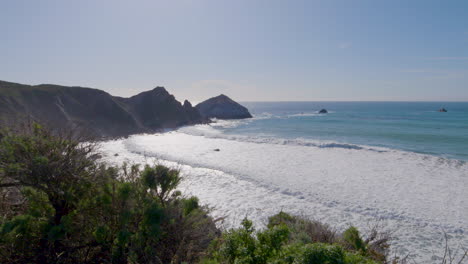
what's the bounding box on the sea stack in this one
[195,94,252,119]
[319,109,328,114]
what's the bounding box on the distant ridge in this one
[0,80,204,138]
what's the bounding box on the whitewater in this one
[99,104,468,263]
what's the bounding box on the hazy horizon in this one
[1,0,467,102]
[3,78,468,103]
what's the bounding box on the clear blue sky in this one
[1,0,467,102]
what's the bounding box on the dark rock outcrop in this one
[182,100,202,121]
[318,109,328,114]
[0,80,204,138]
[195,94,252,119]
[116,87,203,130]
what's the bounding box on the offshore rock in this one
[195,94,252,119]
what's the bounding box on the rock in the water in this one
[195,94,252,119]
[214,148,220,152]
[438,108,447,112]
[318,109,328,114]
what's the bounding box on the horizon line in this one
[239,100,468,103]
[2,79,467,103]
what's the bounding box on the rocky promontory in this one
[0,81,254,138]
[0,81,204,138]
[195,94,252,119]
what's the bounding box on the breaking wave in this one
[98,121,468,263]
[178,124,391,152]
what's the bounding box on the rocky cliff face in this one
[0,81,203,138]
[195,94,252,119]
[116,87,203,130]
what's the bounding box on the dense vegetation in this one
[201,212,390,264]
[0,124,218,263]
[3,123,458,263]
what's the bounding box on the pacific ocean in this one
[99,102,468,262]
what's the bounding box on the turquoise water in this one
[100,101,468,261]
[224,102,468,160]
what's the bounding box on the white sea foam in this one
[287,113,321,117]
[178,124,387,152]
[286,111,335,117]
[98,127,468,263]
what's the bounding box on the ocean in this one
[99,102,468,263]
[241,102,468,160]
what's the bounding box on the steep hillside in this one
[116,87,202,130]
[0,81,203,137]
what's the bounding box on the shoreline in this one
[98,133,468,263]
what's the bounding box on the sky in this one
[1,0,467,102]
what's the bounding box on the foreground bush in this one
[0,124,218,263]
[202,212,390,264]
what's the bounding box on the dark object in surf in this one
[214,148,220,152]
[318,109,328,114]
[438,108,447,112]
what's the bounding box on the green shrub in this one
[344,252,379,264]
[343,226,366,253]
[211,218,290,264]
[205,212,385,264]
[183,196,200,216]
[297,243,345,264]
[0,124,218,263]
[268,212,337,245]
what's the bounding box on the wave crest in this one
[177,125,388,152]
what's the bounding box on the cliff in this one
[0,80,204,138]
[195,94,252,119]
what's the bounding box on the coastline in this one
[98,129,468,263]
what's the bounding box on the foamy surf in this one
[178,123,389,152]
[98,126,467,263]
